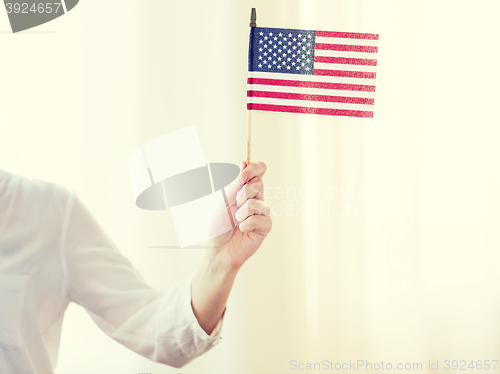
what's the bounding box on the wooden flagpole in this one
[248,8,257,165]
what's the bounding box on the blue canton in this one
[249,27,316,75]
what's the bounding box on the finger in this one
[238,161,267,184]
[225,161,264,204]
[236,178,263,207]
[225,161,252,205]
[235,199,270,223]
[239,215,273,235]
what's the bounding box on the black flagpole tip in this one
[250,8,257,27]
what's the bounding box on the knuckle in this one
[249,199,259,209]
[249,179,263,193]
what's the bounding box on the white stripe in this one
[314,49,378,59]
[247,84,376,99]
[247,96,374,112]
[315,37,379,47]
[255,62,378,74]
[314,62,377,73]
[248,71,377,86]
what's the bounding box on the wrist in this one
[205,245,242,277]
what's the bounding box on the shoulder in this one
[0,169,75,226]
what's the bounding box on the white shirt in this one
[0,169,223,373]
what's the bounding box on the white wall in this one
[1,0,500,373]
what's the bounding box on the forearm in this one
[191,252,240,335]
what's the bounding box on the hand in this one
[208,161,272,271]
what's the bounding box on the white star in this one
[283,37,287,41]
[273,53,277,57]
[292,62,296,66]
[306,67,310,71]
[306,51,311,55]
[259,32,263,36]
[289,41,292,45]
[268,64,272,68]
[258,56,262,60]
[296,66,300,70]
[279,32,283,36]
[278,41,282,45]
[287,66,291,70]
[298,42,302,46]
[306,58,310,62]
[302,46,306,50]
[288,33,292,37]
[274,37,278,41]
[268,57,272,60]
[269,32,273,36]
[273,44,277,48]
[269,48,272,52]
[259,48,263,52]
[302,54,306,59]
[278,49,282,53]
[264,36,268,40]
[298,34,302,38]
[263,52,267,56]
[288,57,291,61]
[258,64,262,68]
[308,34,312,38]
[277,65,281,69]
[259,40,263,44]
[293,46,297,50]
[293,38,297,42]
[282,61,286,65]
[273,61,277,64]
[278,57,282,61]
[307,43,311,47]
[292,54,296,58]
[302,62,305,66]
[283,45,287,50]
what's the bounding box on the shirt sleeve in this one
[59,193,223,368]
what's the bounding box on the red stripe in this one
[316,31,379,40]
[247,90,374,105]
[247,78,375,92]
[314,69,376,79]
[315,56,377,66]
[247,103,374,118]
[315,43,378,53]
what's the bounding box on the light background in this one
[1,0,500,373]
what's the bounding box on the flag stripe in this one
[248,71,376,86]
[315,49,380,59]
[314,62,377,72]
[314,56,378,66]
[248,90,374,105]
[249,84,376,98]
[248,96,374,111]
[315,43,378,53]
[315,36,379,47]
[247,103,374,118]
[247,77,376,93]
[316,30,379,40]
[314,69,377,79]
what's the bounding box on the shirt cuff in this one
[183,277,225,344]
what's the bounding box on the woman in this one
[0,161,271,373]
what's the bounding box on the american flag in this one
[247,27,379,118]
